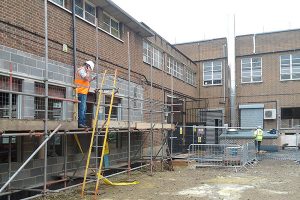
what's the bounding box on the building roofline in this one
[174,37,227,46]
[237,28,300,38]
[97,0,154,37]
[140,22,197,65]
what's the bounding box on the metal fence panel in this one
[188,143,257,169]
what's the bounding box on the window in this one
[0,75,22,118]
[105,96,121,121]
[48,135,63,157]
[280,54,300,80]
[172,62,183,79]
[103,13,120,38]
[85,1,96,24]
[281,107,300,128]
[0,136,17,163]
[34,83,65,120]
[166,57,173,74]
[75,0,96,24]
[0,93,17,118]
[186,68,195,85]
[75,0,84,17]
[166,56,184,79]
[241,57,262,83]
[203,61,222,85]
[50,0,64,6]
[166,96,183,123]
[143,41,163,69]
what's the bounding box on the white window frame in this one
[75,0,96,24]
[84,1,96,24]
[103,12,120,38]
[280,54,300,81]
[203,61,222,86]
[166,56,185,80]
[166,57,172,74]
[186,68,195,85]
[143,41,163,69]
[241,57,262,83]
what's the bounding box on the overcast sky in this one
[112,0,300,44]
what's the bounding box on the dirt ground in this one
[40,159,300,200]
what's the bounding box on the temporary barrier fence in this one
[188,143,257,171]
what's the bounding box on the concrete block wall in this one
[90,74,144,122]
[0,154,84,188]
[0,44,74,120]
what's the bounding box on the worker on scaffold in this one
[75,60,96,128]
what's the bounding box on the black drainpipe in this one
[72,0,77,79]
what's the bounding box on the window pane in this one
[241,58,251,64]
[85,12,95,23]
[292,73,300,79]
[103,24,110,32]
[75,6,83,17]
[204,80,212,85]
[281,74,290,80]
[85,3,95,15]
[281,59,290,65]
[204,74,212,80]
[111,19,119,30]
[242,63,251,69]
[204,63,212,71]
[85,3,95,23]
[75,0,83,6]
[242,77,251,82]
[103,14,110,26]
[252,70,261,76]
[293,65,300,73]
[281,55,290,60]
[213,62,222,71]
[213,80,221,84]
[252,76,261,82]
[51,0,64,6]
[111,28,119,38]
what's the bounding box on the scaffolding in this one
[0,1,196,199]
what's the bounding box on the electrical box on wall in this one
[264,109,276,119]
[62,44,68,52]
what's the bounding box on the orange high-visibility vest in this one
[75,67,90,95]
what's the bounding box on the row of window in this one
[51,0,195,85]
[143,41,196,85]
[203,54,300,86]
[0,76,123,121]
[50,0,120,38]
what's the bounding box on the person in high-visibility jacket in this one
[75,61,95,128]
[253,126,264,152]
[103,141,110,168]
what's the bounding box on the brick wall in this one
[175,38,227,61]
[175,30,300,127]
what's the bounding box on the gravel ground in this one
[38,157,300,200]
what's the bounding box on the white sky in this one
[112,0,300,44]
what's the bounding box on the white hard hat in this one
[257,126,261,129]
[85,61,94,71]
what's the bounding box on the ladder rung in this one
[90,156,102,159]
[95,134,105,137]
[92,145,104,148]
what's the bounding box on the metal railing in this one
[188,143,257,170]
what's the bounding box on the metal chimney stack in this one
[227,15,237,127]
